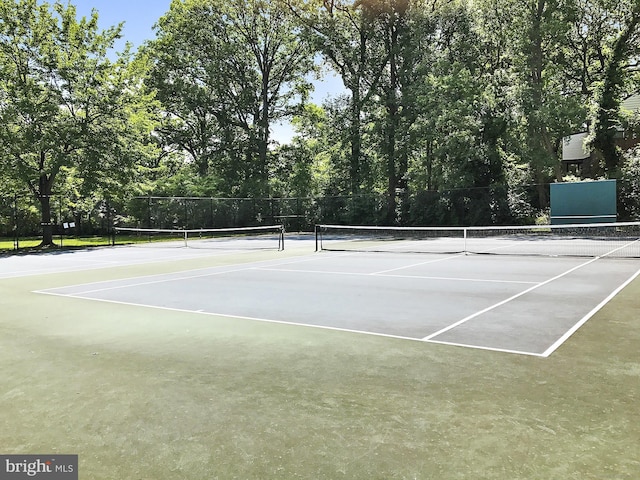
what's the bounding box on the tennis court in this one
[34,229,640,357]
[2,224,640,479]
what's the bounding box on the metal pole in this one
[58,195,63,248]
[13,193,19,251]
[280,225,285,251]
[464,227,467,254]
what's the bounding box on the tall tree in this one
[362,0,412,223]
[473,0,585,208]
[291,0,390,194]
[405,0,513,225]
[0,0,156,246]
[146,0,314,197]
[587,0,640,175]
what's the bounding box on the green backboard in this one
[550,180,617,224]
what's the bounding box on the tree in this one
[291,0,390,195]
[405,0,513,225]
[587,0,640,175]
[0,0,156,246]
[470,0,586,210]
[145,0,314,197]
[270,103,333,197]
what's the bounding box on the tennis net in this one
[314,222,640,258]
[114,225,285,250]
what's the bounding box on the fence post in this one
[106,198,114,246]
[13,193,19,251]
[147,195,151,228]
[58,195,63,248]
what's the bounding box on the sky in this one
[73,0,172,51]
[72,0,345,143]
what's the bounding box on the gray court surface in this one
[0,242,269,279]
[32,239,640,357]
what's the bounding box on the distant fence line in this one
[0,193,116,249]
[1,181,638,251]
[124,184,553,230]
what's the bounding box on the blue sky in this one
[73,0,172,50]
[72,0,344,143]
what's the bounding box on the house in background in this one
[562,94,640,177]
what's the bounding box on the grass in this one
[1,249,638,479]
[0,235,112,252]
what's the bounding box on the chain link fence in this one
[0,194,117,251]
[2,182,637,252]
[122,185,547,232]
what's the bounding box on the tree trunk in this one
[38,178,56,247]
[258,74,271,196]
[384,23,400,225]
[349,96,362,194]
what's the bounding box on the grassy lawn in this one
[0,236,113,252]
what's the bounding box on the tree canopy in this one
[0,0,157,245]
[1,0,639,241]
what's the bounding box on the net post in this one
[279,225,285,251]
[464,227,468,254]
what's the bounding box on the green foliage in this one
[619,146,640,220]
[1,0,638,230]
[143,0,315,197]
[585,0,640,174]
[0,0,158,244]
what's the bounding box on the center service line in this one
[422,256,601,341]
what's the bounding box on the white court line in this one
[1,248,257,279]
[600,237,640,258]
[371,254,465,275]
[34,287,553,357]
[34,252,349,296]
[255,267,538,285]
[540,264,640,357]
[37,283,552,357]
[34,291,423,343]
[37,266,256,296]
[422,256,601,341]
[425,338,546,357]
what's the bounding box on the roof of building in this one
[562,94,639,161]
[621,93,640,113]
[562,132,590,161]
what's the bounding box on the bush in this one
[619,146,640,220]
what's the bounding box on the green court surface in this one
[1,241,639,479]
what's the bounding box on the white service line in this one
[2,248,254,279]
[255,267,537,285]
[422,256,602,341]
[371,254,465,275]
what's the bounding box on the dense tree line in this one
[1,0,639,244]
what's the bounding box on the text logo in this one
[0,456,77,480]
